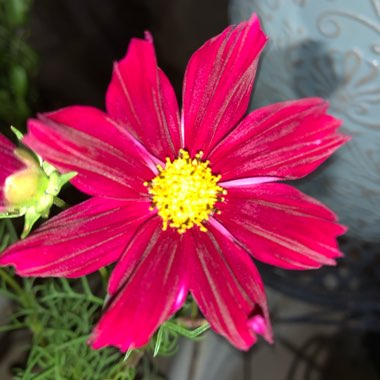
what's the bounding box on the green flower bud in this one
[0,129,76,238]
[4,149,48,208]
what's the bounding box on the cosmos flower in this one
[0,15,348,351]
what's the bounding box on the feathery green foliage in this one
[0,220,134,380]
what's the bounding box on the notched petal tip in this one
[248,12,269,40]
[315,99,351,147]
[248,314,273,344]
[88,326,140,353]
[106,30,181,161]
[144,30,153,43]
[246,300,273,345]
[0,254,13,267]
[88,330,130,352]
[87,331,109,351]
[339,134,352,146]
[228,12,268,43]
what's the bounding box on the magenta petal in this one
[106,35,181,160]
[209,98,350,181]
[0,197,152,277]
[0,134,25,207]
[24,106,156,198]
[216,183,346,269]
[0,134,24,182]
[182,14,267,157]
[90,217,189,351]
[188,221,272,350]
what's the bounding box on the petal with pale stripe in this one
[24,106,156,198]
[215,184,346,269]
[182,14,267,156]
[0,197,152,277]
[106,34,181,161]
[209,98,349,182]
[90,217,189,351]
[189,221,272,350]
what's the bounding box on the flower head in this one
[0,15,349,351]
[145,149,226,233]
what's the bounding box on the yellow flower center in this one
[146,149,226,233]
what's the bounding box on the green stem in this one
[0,323,27,333]
[53,196,69,209]
[5,219,18,243]
[99,267,109,290]
[165,320,210,338]
[56,335,88,349]
[0,268,25,301]
[190,297,199,319]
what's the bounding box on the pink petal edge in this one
[0,134,25,205]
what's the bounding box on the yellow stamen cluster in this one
[145,149,226,233]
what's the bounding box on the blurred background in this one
[0,0,379,379]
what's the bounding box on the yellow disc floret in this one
[146,149,226,233]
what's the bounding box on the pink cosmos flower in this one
[0,15,349,351]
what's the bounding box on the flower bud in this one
[4,149,48,208]
[0,132,76,238]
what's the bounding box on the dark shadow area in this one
[289,39,341,99]
[251,38,342,107]
[29,0,229,111]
